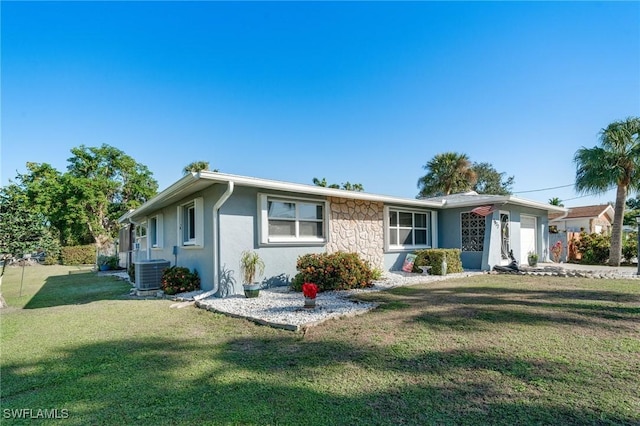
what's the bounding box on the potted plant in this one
[527,251,538,267]
[97,255,112,271]
[240,250,265,298]
[107,255,119,270]
[302,282,318,308]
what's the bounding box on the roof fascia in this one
[439,195,567,213]
[196,171,444,208]
[120,173,201,223]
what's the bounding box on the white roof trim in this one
[120,171,567,222]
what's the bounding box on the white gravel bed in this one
[191,271,481,331]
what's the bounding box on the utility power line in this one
[513,183,574,194]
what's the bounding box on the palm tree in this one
[548,197,564,207]
[417,152,476,198]
[312,177,363,191]
[574,116,640,266]
[183,161,217,175]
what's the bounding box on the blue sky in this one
[2,1,639,207]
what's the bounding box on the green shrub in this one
[291,252,374,292]
[43,250,60,265]
[371,267,384,281]
[575,232,610,265]
[622,232,637,263]
[97,254,118,269]
[161,266,201,295]
[413,249,463,275]
[61,245,95,265]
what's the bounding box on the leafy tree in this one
[624,196,640,226]
[0,183,60,259]
[183,161,218,174]
[471,162,514,195]
[13,144,158,249]
[312,177,364,191]
[65,144,158,247]
[417,152,476,197]
[549,197,564,207]
[340,182,364,192]
[17,162,92,245]
[312,177,339,189]
[574,116,640,266]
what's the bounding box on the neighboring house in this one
[549,204,614,234]
[119,172,566,296]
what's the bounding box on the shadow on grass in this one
[22,272,131,310]
[362,282,640,332]
[2,335,636,425]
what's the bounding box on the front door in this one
[520,215,537,264]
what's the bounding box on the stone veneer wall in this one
[327,197,384,268]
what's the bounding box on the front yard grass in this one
[1,266,638,425]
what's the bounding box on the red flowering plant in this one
[302,282,318,299]
[161,266,201,295]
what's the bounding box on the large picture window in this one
[387,208,431,249]
[461,212,486,252]
[259,194,326,244]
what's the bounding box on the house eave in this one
[120,171,446,223]
[120,173,212,223]
[433,195,568,213]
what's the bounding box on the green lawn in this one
[1,266,639,425]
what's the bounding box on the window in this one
[148,214,163,248]
[386,208,431,249]
[178,198,204,247]
[461,211,486,252]
[259,194,326,244]
[136,223,147,238]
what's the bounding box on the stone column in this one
[327,197,384,268]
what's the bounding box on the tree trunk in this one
[608,184,627,266]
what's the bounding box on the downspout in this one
[194,181,234,301]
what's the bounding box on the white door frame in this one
[520,215,537,264]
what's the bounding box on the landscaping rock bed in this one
[187,271,482,332]
[494,264,640,279]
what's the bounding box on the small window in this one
[148,214,163,248]
[259,194,326,244]
[178,198,204,247]
[136,223,147,238]
[387,208,431,249]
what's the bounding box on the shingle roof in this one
[549,204,614,222]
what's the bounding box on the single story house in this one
[549,204,614,234]
[118,172,566,297]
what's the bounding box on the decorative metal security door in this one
[500,212,510,262]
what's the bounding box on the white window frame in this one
[177,197,204,247]
[258,193,327,245]
[136,222,147,239]
[148,214,164,249]
[384,206,435,251]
